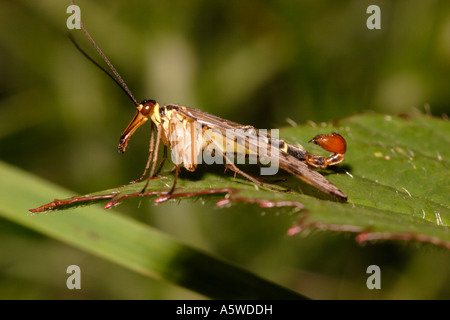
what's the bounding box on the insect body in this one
[71,4,347,202]
[118,99,347,200]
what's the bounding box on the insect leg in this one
[154,145,168,176]
[132,122,156,183]
[167,165,180,195]
[141,124,162,193]
[154,165,180,203]
[223,159,289,192]
[148,124,162,177]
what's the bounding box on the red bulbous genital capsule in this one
[309,132,346,155]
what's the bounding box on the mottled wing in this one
[175,106,347,200]
[166,112,203,172]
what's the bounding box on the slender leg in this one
[225,165,286,184]
[154,146,168,176]
[141,125,162,193]
[153,165,180,202]
[148,125,162,178]
[168,165,180,195]
[222,152,289,192]
[132,123,156,183]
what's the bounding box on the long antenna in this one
[71,0,138,106]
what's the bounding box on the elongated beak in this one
[118,111,148,153]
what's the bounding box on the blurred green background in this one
[0,0,449,299]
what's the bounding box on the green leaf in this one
[0,161,304,299]
[30,113,450,248]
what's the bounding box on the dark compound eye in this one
[139,99,157,116]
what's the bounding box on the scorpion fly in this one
[72,9,347,202]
